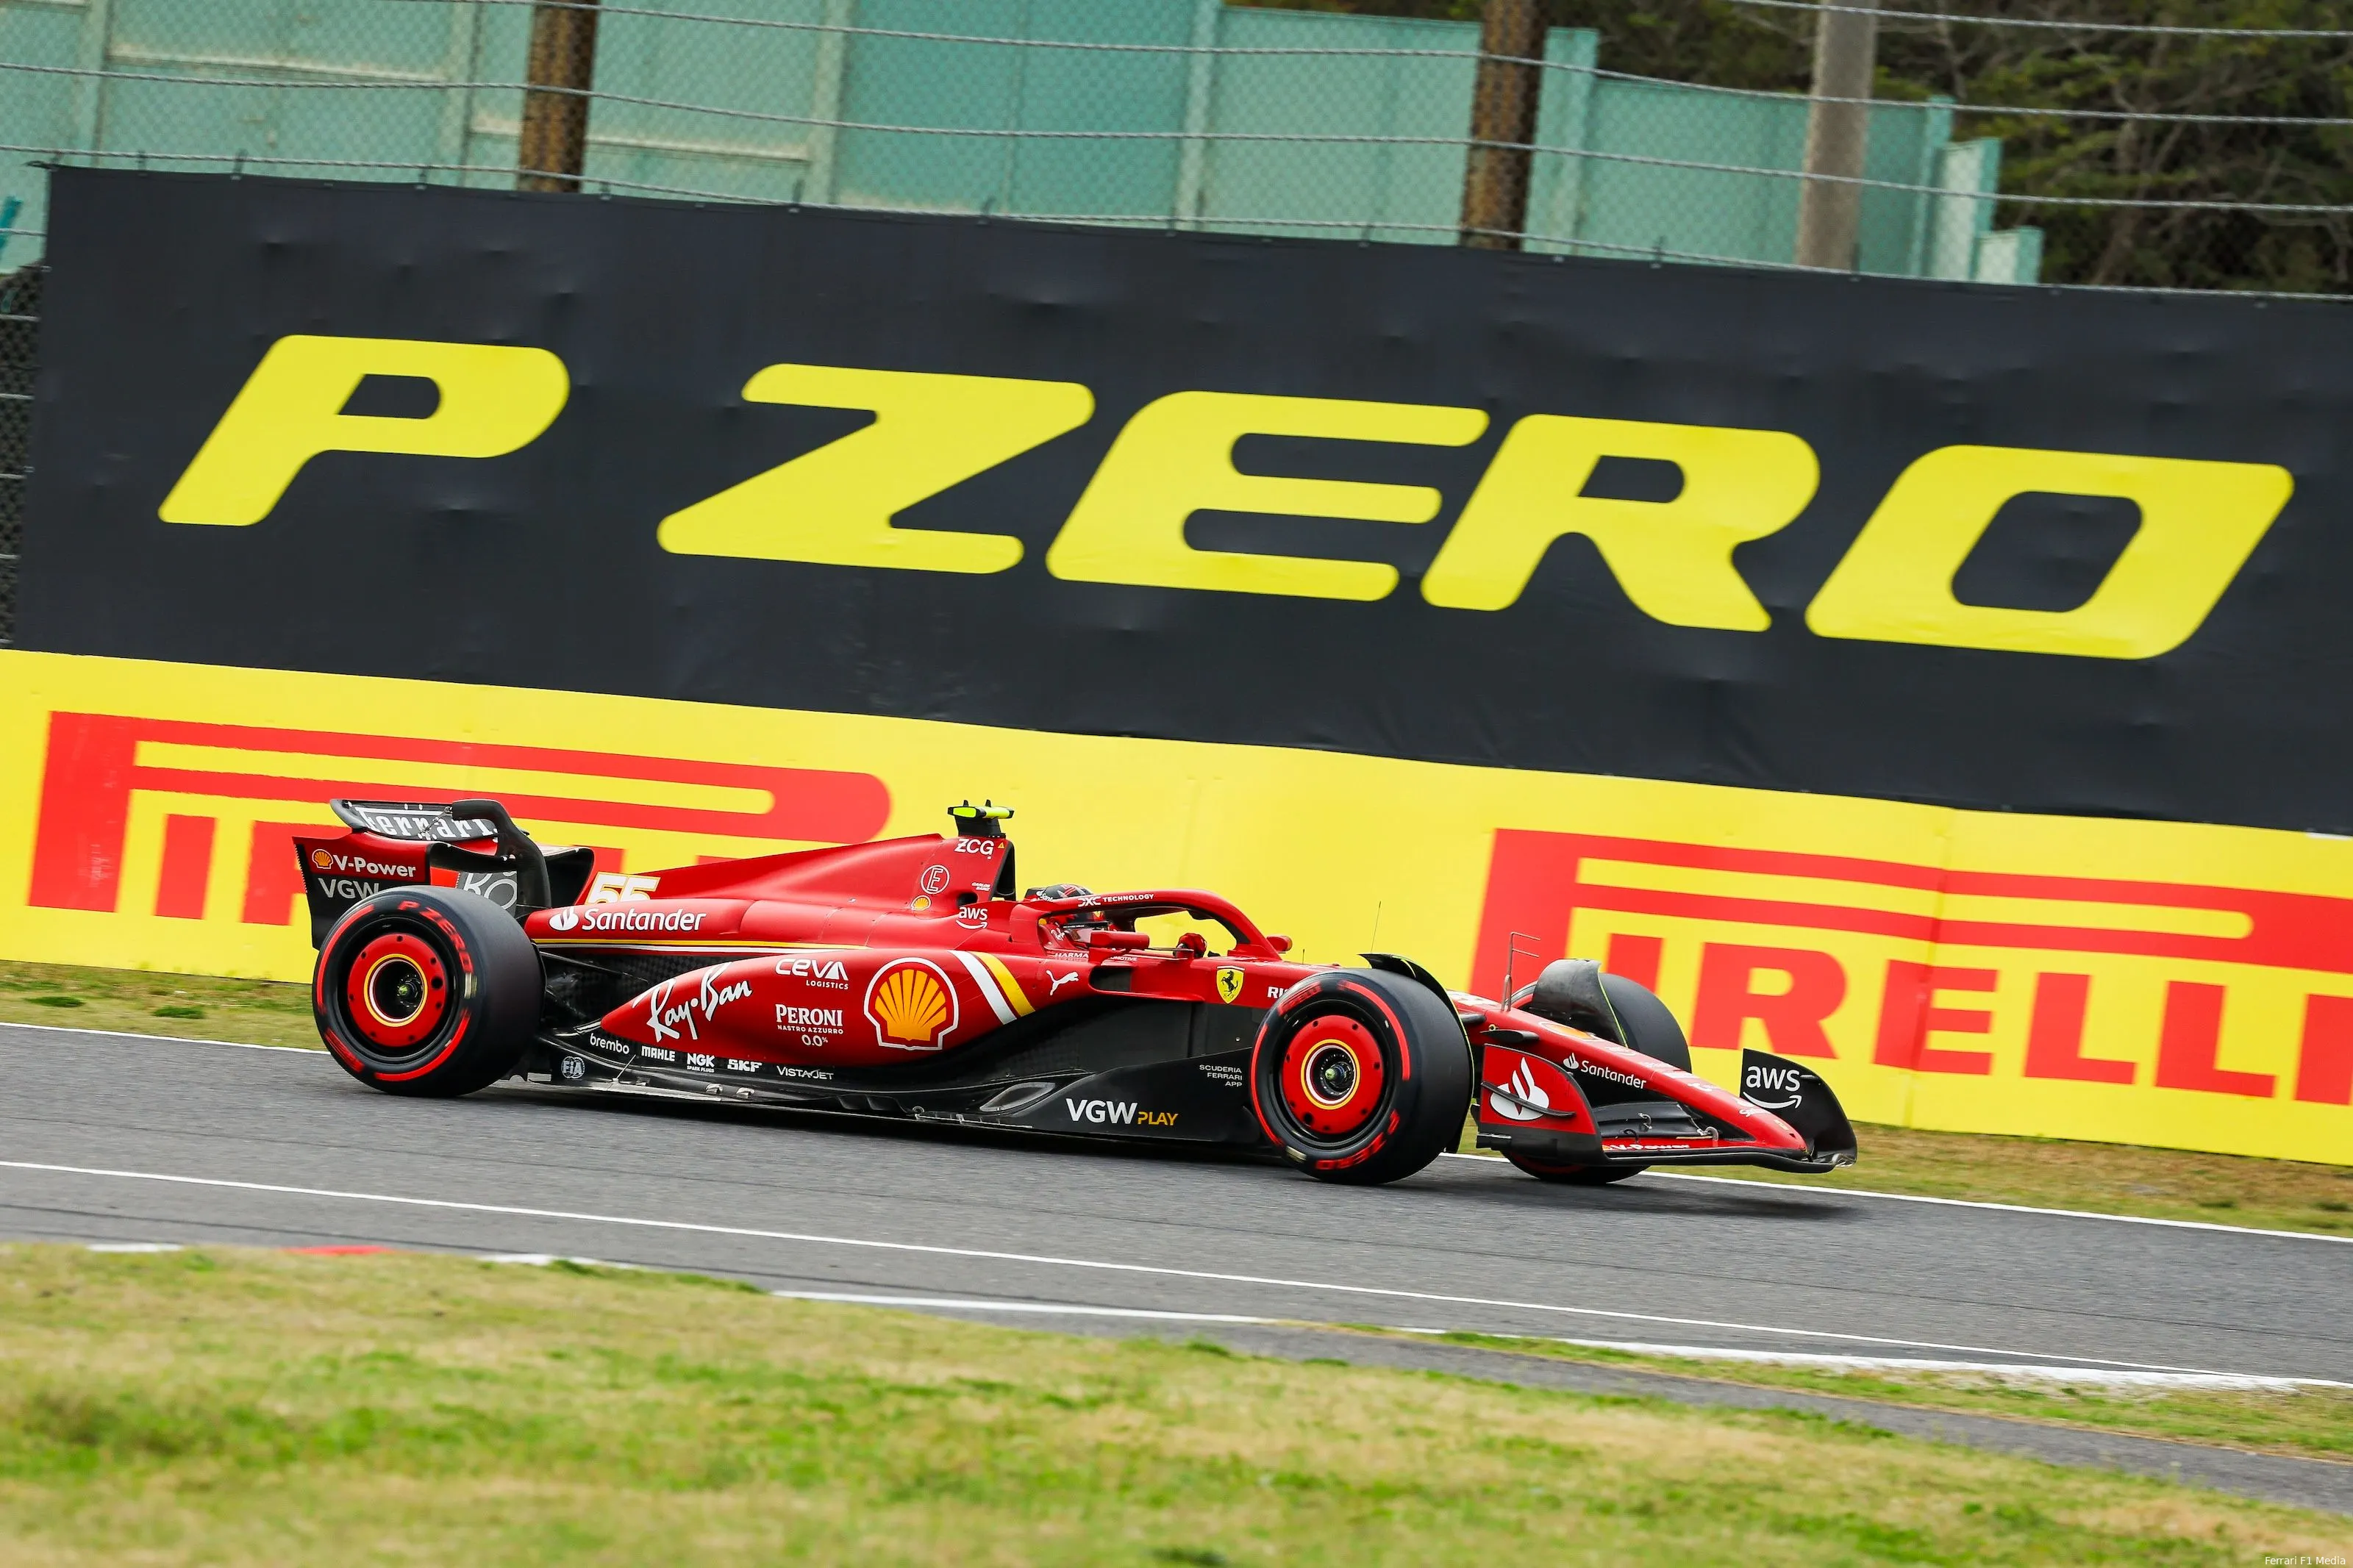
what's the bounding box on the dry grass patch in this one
[0,1245,2342,1565]
[1373,1325,2353,1464]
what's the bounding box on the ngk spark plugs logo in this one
[1473,832,2353,1142]
[22,709,890,936]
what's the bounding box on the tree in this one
[1238,0,2353,293]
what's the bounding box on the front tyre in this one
[1250,969,1471,1186]
[314,887,541,1098]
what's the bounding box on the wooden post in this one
[1459,0,1545,251]
[1794,0,1877,270]
[518,0,601,193]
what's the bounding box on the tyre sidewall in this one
[1600,973,1691,1072]
[1250,969,1471,1185]
[314,886,540,1097]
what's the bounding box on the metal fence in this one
[0,0,2346,648]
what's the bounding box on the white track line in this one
[772,1291,1278,1325]
[1535,1338,2353,1390]
[0,1020,318,1053]
[0,1158,2264,1377]
[1440,1152,2353,1247]
[766,1297,2343,1386]
[14,1025,2343,1247]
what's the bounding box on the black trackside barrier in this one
[20,166,2353,832]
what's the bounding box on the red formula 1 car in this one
[297,799,1857,1186]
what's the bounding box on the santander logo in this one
[1490,1057,1552,1123]
[549,905,579,932]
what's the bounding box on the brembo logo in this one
[159,338,2296,662]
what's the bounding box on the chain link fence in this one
[0,0,2344,646]
[0,265,33,649]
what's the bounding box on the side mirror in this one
[1083,928,1150,951]
[1264,934,1293,954]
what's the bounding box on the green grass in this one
[0,1245,2340,1565]
[0,959,318,1048]
[1349,1325,2353,1464]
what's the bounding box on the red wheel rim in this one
[1279,1013,1385,1140]
[343,931,450,1052]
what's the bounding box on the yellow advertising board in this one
[2,647,2346,1165]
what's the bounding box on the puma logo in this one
[1047,970,1082,996]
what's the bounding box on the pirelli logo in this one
[26,712,890,926]
[1474,831,2353,1108]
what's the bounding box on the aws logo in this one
[159,335,2296,662]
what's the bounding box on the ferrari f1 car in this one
[297,799,1857,1186]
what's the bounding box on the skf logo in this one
[160,338,2294,662]
[1215,967,1245,1004]
[865,959,957,1050]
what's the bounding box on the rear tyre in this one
[1504,1154,1648,1185]
[314,887,541,1098]
[1250,969,1471,1186]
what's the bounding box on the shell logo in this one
[310,848,335,870]
[865,959,958,1050]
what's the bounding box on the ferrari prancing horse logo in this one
[1215,967,1244,1005]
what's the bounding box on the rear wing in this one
[295,798,596,947]
[329,799,502,842]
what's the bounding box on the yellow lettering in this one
[1045,391,1487,600]
[158,335,569,526]
[657,364,1093,573]
[1421,415,1817,629]
[1804,445,2293,659]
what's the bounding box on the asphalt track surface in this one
[2,1023,2348,1514]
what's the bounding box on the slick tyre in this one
[1504,1154,1647,1185]
[1603,973,1693,1073]
[1251,969,1472,1186]
[314,887,541,1098]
